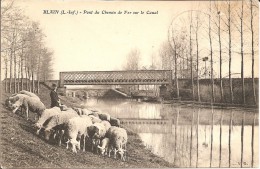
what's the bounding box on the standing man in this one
[50,83,61,108]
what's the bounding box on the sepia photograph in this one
[0,0,259,168]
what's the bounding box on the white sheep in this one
[97,137,110,156]
[34,107,62,135]
[100,120,111,132]
[44,110,78,146]
[106,126,128,161]
[18,90,40,100]
[64,115,92,153]
[10,94,45,121]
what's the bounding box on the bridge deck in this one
[60,70,172,86]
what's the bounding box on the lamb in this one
[97,137,110,156]
[106,126,128,161]
[34,107,62,135]
[44,110,78,146]
[10,94,45,120]
[64,115,93,153]
[98,112,111,121]
[110,117,120,127]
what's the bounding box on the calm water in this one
[84,98,259,167]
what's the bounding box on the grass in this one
[0,85,174,168]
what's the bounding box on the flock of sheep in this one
[5,90,128,161]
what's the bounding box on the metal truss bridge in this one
[59,70,172,87]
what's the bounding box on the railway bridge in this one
[59,70,172,98]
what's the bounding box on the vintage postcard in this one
[1,0,259,168]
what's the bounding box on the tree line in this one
[123,0,258,105]
[1,0,54,94]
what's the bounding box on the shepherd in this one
[50,83,61,108]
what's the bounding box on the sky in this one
[15,0,190,79]
[11,0,259,80]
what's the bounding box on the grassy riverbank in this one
[0,85,174,168]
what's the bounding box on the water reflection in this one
[139,125,259,167]
[84,98,259,167]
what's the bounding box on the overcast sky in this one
[15,0,258,80]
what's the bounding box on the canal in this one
[84,98,259,168]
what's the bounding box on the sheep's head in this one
[35,122,42,129]
[114,136,123,147]
[97,145,106,155]
[117,148,126,161]
[11,102,21,113]
[5,99,13,109]
[70,139,80,153]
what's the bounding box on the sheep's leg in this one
[124,144,127,161]
[82,136,86,152]
[91,139,95,152]
[72,144,77,153]
[114,148,117,159]
[58,130,64,146]
[34,114,38,121]
[25,106,29,121]
[66,140,70,149]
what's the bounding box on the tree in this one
[123,48,141,70]
[250,0,257,104]
[189,11,195,100]
[1,1,54,93]
[227,0,234,103]
[195,12,201,102]
[159,41,174,70]
[213,2,224,103]
[208,2,215,103]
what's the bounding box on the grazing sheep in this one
[35,107,62,135]
[106,126,128,161]
[18,90,40,100]
[87,122,106,152]
[10,94,45,121]
[97,137,110,156]
[64,115,92,153]
[110,117,120,127]
[98,112,111,121]
[44,111,78,146]
[89,115,102,123]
